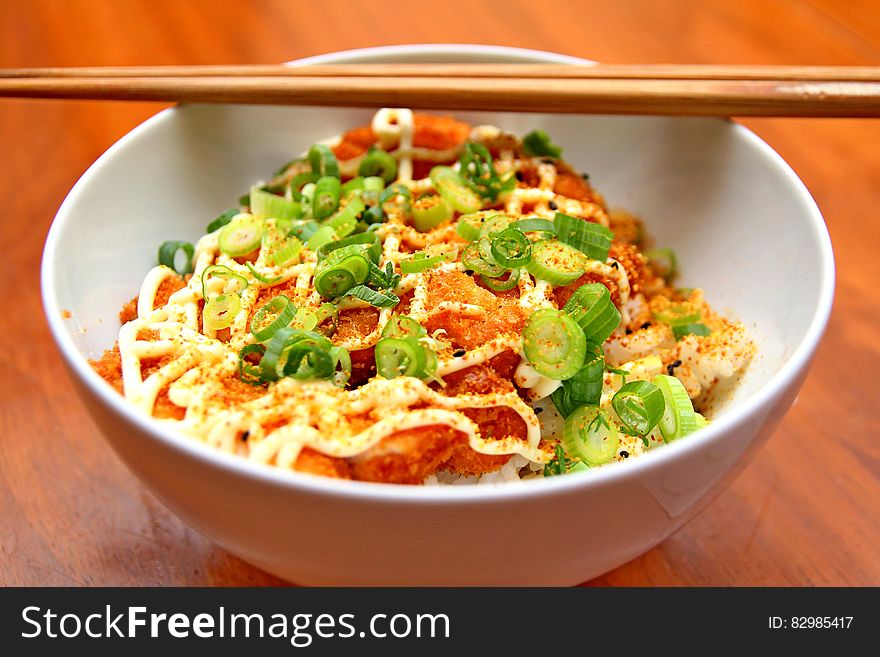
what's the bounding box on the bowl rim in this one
[41,44,835,504]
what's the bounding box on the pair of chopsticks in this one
[0,63,878,117]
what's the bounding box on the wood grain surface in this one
[1,0,878,586]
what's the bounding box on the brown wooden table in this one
[2,0,878,586]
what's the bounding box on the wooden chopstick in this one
[2,63,880,81]
[0,64,878,117]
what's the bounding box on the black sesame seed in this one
[640,322,651,330]
[452,349,466,357]
[515,171,524,182]
[534,406,544,414]
[540,157,555,164]
[548,200,558,210]
[620,450,629,458]
[625,328,632,335]
[581,172,590,180]
[464,270,474,276]
[666,359,683,376]
[611,261,619,269]
[241,431,250,442]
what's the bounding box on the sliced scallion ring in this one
[203,293,241,331]
[458,142,515,200]
[246,262,282,285]
[553,213,614,262]
[478,268,520,292]
[312,176,342,220]
[653,302,701,326]
[652,374,698,442]
[200,264,248,300]
[525,239,588,286]
[363,176,385,192]
[379,183,412,216]
[562,282,621,344]
[382,316,426,339]
[645,248,678,279]
[340,176,365,198]
[250,295,297,343]
[672,322,712,340]
[237,343,266,386]
[305,224,337,251]
[288,172,320,201]
[308,143,340,178]
[158,240,195,275]
[317,230,381,264]
[270,236,303,267]
[400,252,450,275]
[358,147,398,184]
[612,380,665,436]
[461,242,505,278]
[218,215,265,257]
[490,228,531,267]
[375,337,424,378]
[313,253,370,300]
[509,217,556,235]
[522,308,587,381]
[562,406,619,466]
[206,208,239,234]
[430,166,482,214]
[522,129,562,158]
[411,193,453,232]
[250,187,303,221]
[550,340,604,417]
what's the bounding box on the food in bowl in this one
[91,108,754,485]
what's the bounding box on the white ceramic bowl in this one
[41,45,834,585]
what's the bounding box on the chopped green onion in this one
[246,262,282,285]
[550,340,604,417]
[461,242,505,278]
[455,212,490,242]
[203,293,241,331]
[330,345,352,387]
[312,176,341,220]
[250,295,297,343]
[522,308,587,381]
[400,252,450,274]
[206,208,239,234]
[288,172,319,202]
[158,240,195,275]
[525,239,588,285]
[652,374,698,442]
[308,143,339,178]
[314,302,339,337]
[673,322,712,340]
[478,268,520,292]
[562,406,619,466]
[358,147,398,184]
[201,264,248,300]
[522,129,562,158]
[317,231,381,264]
[412,193,453,232]
[562,283,621,344]
[342,284,399,308]
[478,214,514,240]
[237,344,266,386]
[645,248,677,279]
[612,380,665,436]
[340,176,365,198]
[375,337,423,378]
[382,315,426,339]
[379,183,412,216]
[553,213,613,261]
[292,307,318,331]
[314,253,370,300]
[490,228,531,267]
[218,215,264,257]
[260,327,337,382]
[430,166,482,213]
[305,224,337,251]
[288,219,319,242]
[458,142,515,200]
[270,236,303,267]
[509,217,556,235]
[323,196,364,239]
[250,187,302,221]
[653,302,701,326]
[363,176,385,192]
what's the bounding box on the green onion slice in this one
[400,252,450,275]
[342,284,400,308]
[458,142,515,200]
[412,193,453,232]
[314,253,370,300]
[430,166,482,214]
[375,337,424,378]
[522,129,562,158]
[382,315,426,339]
[612,380,665,436]
[672,322,712,340]
[461,242,506,278]
[250,294,297,343]
[455,212,491,242]
[562,282,621,344]
[270,236,303,267]
[562,406,619,466]
[379,183,412,216]
[339,176,365,199]
[358,147,398,184]
[206,208,239,234]
[314,302,339,337]
[201,264,248,299]
[525,239,588,286]
[363,176,385,192]
[522,308,587,381]
[305,224,337,252]
[203,293,241,331]
[250,187,302,221]
[312,176,341,220]
[553,213,613,261]
[288,172,320,201]
[510,217,556,235]
[237,343,266,386]
[645,248,678,279]
[490,228,531,267]
[478,214,514,240]
[308,144,340,178]
[245,262,282,285]
[479,268,520,291]
[653,302,701,326]
[317,230,381,264]
[218,215,265,257]
[652,374,698,442]
[550,340,604,417]
[158,240,195,275]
